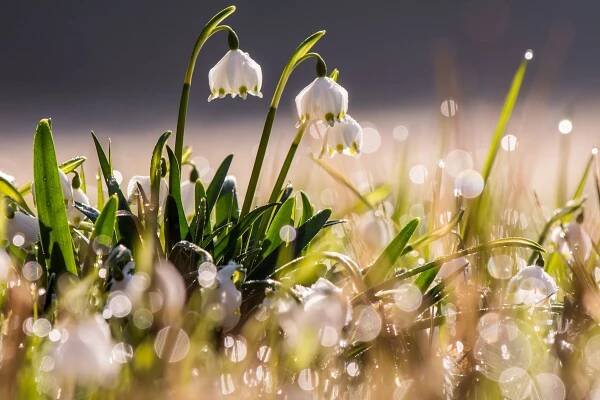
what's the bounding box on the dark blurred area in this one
[1,0,599,136]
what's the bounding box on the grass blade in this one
[167,146,188,239]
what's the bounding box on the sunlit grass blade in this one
[33,119,78,275]
[572,152,594,200]
[91,132,129,211]
[312,155,374,210]
[403,209,464,255]
[0,176,34,215]
[338,184,391,216]
[364,218,419,287]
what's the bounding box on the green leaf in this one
[0,176,34,215]
[150,131,171,211]
[18,156,86,195]
[299,191,314,225]
[92,195,118,242]
[365,218,419,287]
[215,176,240,228]
[206,154,233,216]
[164,195,182,255]
[33,119,77,275]
[263,196,295,256]
[91,132,129,211]
[166,146,188,239]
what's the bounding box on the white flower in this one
[550,222,592,264]
[278,278,350,348]
[5,211,40,247]
[295,77,348,126]
[154,261,186,323]
[507,265,558,305]
[325,115,363,156]
[208,49,263,101]
[50,314,119,385]
[181,180,196,217]
[0,249,12,281]
[68,187,90,226]
[205,263,242,332]
[126,175,168,207]
[0,170,16,185]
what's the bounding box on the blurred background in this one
[1,0,599,201]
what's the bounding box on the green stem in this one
[174,6,237,165]
[240,31,326,217]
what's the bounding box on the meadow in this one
[1,5,599,400]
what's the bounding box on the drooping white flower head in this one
[50,314,119,385]
[207,263,242,332]
[507,265,558,305]
[5,210,40,247]
[326,115,363,156]
[68,182,90,226]
[32,170,73,208]
[126,175,169,208]
[295,77,348,126]
[208,49,263,102]
[550,221,592,264]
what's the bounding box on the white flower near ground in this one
[214,263,243,332]
[295,77,348,126]
[33,170,73,207]
[50,314,119,385]
[126,175,169,208]
[208,49,263,101]
[154,261,186,323]
[507,265,558,305]
[279,278,351,348]
[0,170,16,185]
[550,222,592,264]
[325,115,363,156]
[181,180,196,217]
[5,211,40,247]
[68,187,90,226]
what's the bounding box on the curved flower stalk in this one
[241,31,327,217]
[175,6,252,164]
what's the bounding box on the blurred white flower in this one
[0,249,12,281]
[550,222,592,264]
[181,180,196,217]
[326,115,363,156]
[210,263,242,332]
[50,314,119,385]
[279,278,350,348]
[0,170,16,185]
[154,261,186,323]
[126,175,168,207]
[507,265,557,305]
[5,210,40,247]
[357,212,392,250]
[295,77,348,126]
[437,257,469,280]
[208,49,263,101]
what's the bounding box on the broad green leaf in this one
[33,119,77,275]
[299,191,314,225]
[215,176,239,228]
[206,154,233,216]
[164,195,182,255]
[263,196,295,256]
[166,146,188,239]
[92,195,118,243]
[18,156,86,195]
[365,218,419,287]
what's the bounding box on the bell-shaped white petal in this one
[302,278,351,331]
[208,49,263,101]
[0,170,16,185]
[507,265,557,305]
[564,222,592,263]
[181,180,196,217]
[295,77,348,126]
[5,211,40,247]
[50,314,119,385]
[126,175,169,208]
[326,115,363,156]
[68,188,90,226]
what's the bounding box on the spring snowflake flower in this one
[208,49,263,101]
[126,175,169,207]
[32,169,73,208]
[325,115,363,156]
[5,209,40,247]
[550,221,592,264]
[295,76,348,126]
[49,314,119,385]
[507,265,558,305]
[204,263,242,332]
[68,176,90,226]
[180,167,199,217]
